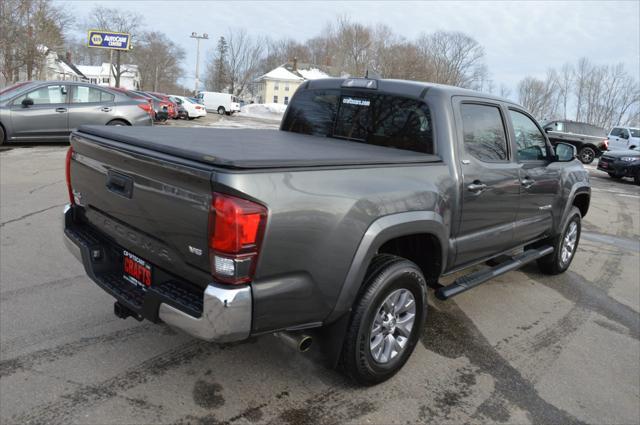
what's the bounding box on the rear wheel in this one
[107,119,129,126]
[217,106,225,115]
[578,146,596,164]
[339,254,427,385]
[634,173,640,185]
[0,124,5,145]
[537,206,581,275]
[608,172,623,179]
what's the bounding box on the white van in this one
[197,91,240,115]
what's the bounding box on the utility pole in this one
[190,32,208,95]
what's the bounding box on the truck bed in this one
[76,126,441,169]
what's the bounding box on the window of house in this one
[284,96,289,105]
[13,85,67,105]
[509,109,548,161]
[460,103,508,161]
[102,78,110,84]
[285,82,290,91]
[273,95,278,103]
[274,82,279,91]
[72,86,115,103]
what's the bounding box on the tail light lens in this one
[209,193,267,284]
[137,102,152,116]
[603,139,609,150]
[65,146,74,204]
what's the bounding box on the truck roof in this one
[304,78,518,106]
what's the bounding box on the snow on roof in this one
[259,66,303,81]
[297,67,330,80]
[77,63,137,77]
[77,65,104,76]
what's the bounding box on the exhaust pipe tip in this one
[275,332,313,352]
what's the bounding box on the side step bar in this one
[435,246,554,300]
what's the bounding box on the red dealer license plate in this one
[123,250,152,289]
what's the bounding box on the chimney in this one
[292,57,298,72]
[65,51,72,63]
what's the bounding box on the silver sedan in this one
[0,81,153,145]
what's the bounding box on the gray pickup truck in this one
[64,78,591,384]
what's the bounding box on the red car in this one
[147,92,179,119]
[110,88,155,120]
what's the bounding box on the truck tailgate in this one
[69,131,214,287]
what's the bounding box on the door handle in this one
[55,107,67,113]
[467,182,487,193]
[521,178,535,188]
[101,107,112,112]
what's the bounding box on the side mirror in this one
[21,98,34,107]
[554,142,576,162]
[544,128,551,133]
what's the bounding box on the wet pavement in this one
[0,123,638,424]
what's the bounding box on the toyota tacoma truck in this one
[64,78,591,384]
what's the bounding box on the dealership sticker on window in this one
[342,97,370,106]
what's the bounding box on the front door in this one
[9,84,68,140]
[454,101,521,267]
[608,127,630,151]
[507,108,561,244]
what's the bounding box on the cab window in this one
[509,110,548,161]
[71,86,115,103]
[13,85,67,105]
[460,103,508,161]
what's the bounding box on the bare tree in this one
[332,17,372,77]
[1,0,72,84]
[132,31,185,92]
[416,31,486,88]
[517,71,560,121]
[88,6,143,87]
[225,29,264,96]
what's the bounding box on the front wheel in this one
[339,254,427,385]
[578,146,596,164]
[608,172,623,179]
[537,206,581,275]
[0,125,5,145]
[217,106,226,115]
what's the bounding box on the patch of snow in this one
[259,67,303,81]
[297,68,330,80]
[239,103,287,121]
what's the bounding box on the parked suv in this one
[543,120,608,164]
[0,81,152,145]
[607,126,639,151]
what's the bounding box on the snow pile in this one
[239,103,287,121]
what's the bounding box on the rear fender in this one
[324,211,447,324]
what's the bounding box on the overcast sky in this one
[60,0,640,93]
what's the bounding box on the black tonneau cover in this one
[76,126,440,169]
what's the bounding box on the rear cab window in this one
[282,88,434,154]
[459,103,509,162]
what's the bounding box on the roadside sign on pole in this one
[87,30,131,51]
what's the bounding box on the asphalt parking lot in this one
[1,117,639,424]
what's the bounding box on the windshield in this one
[631,128,639,138]
[0,82,35,101]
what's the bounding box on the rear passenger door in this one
[507,108,561,245]
[67,85,117,131]
[453,100,521,267]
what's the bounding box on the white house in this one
[76,63,140,90]
[254,60,330,104]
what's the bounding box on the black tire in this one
[217,106,226,115]
[578,146,596,164]
[608,172,623,179]
[107,119,129,126]
[537,206,581,275]
[0,124,5,145]
[339,254,427,385]
[634,173,640,185]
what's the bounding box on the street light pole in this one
[190,32,208,94]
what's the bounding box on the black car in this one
[597,146,640,184]
[543,120,608,164]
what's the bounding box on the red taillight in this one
[137,102,152,113]
[65,146,74,204]
[603,139,609,150]
[209,193,267,284]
